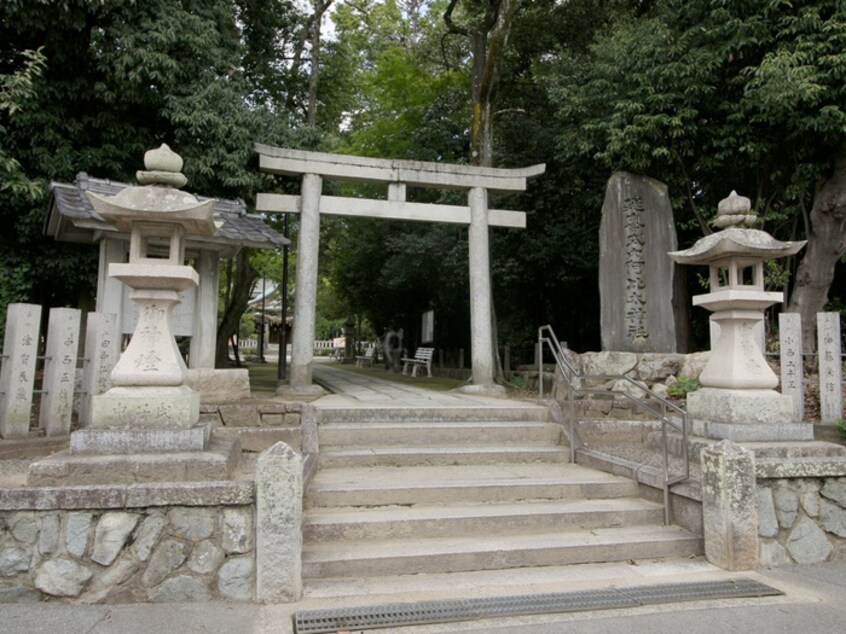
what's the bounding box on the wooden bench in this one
[355,347,375,367]
[401,347,434,377]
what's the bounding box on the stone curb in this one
[0,480,254,511]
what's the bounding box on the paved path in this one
[311,362,539,410]
[3,562,846,633]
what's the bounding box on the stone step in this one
[317,405,551,424]
[302,525,703,578]
[302,557,722,601]
[304,497,665,541]
[304,464,640,509]
[318,445,568,468]
[318,421,562,448]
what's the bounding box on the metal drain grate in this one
[294,579,782,633]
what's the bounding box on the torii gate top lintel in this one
[254,143,546,192]
[256,143,545,396]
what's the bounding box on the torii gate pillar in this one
[287,173,326,397]
[256,146,545,399]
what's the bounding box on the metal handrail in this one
[538,325,690,525]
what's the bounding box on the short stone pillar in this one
[39,307,82,436]
[256,442,303,603]
[700,440,758,570]
[0,303,41,439]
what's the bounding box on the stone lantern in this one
[84,144,219,429]
[28,145,240,485]
[669,191,810,441]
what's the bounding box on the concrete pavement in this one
[2,562,846,633]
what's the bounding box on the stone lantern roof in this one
[669,192,805,265]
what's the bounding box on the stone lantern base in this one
[688,387,813,442]
[90,385,200,430]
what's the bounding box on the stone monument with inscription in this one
[669,191,809,441]
[599,172,682,353]
[28,145,240,485]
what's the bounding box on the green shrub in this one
[667,376,701,398]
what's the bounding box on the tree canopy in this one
[1,0,844,364]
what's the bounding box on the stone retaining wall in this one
[0,482,256,604]
[757,477,846,566]
[547,350,711,419]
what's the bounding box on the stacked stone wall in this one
[0,485,255,604]
[757,477,846,566]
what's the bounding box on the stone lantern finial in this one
[136,143,188,189]
[713,190,757,229]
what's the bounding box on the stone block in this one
[168,507,216,541]
[0,584,41,603]
[27,437,240,486]
[759,540,791,566]
[261,414,284,426]
[688,387,795,427]
[69,423,211,454]
[84,554,140,603]
[219,404,260,427]
[822,479,846,506]
[218,555,254,602]
[700,440,758,570]
[0,546,31,576]
[599,172,679,353]
[636,353,684,382]
[580,351,638,383]
[222,508,253,554]
[256,442,302,603]
[132,513,166,562]
[37,514,60,557]
[773,486,799,529]
[90,385,200,430]
[64,513,93,558]
[142,538,188,587]
[819,499,846,538]
[679,351,710,381]
[9,513,38,544]
[186,368,251,402]
[34,557,92,597]
[92,512,140,566]
[786,516,832,563]
[799,482,821,518]
[756,487,778,538]
[188,540,224,574]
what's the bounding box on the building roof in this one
[45,172,288,255]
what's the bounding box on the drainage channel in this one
[294,578,782,634]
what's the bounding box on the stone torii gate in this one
[255,144,545,398]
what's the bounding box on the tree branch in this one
[443,0,468,36]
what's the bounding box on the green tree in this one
[0,0,312,365]
[548,0,846,349]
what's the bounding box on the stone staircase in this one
[302,406,703,592]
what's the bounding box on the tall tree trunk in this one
[215,248,258,367]
[306,0,333,127]
[445,0,521,385]
[785,145,846,351]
